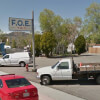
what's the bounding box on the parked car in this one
[0,52,32,67]
[0,74,38,100]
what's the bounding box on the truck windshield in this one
[52,61,59,69]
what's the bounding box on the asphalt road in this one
[0,53,100,100]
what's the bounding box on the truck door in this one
[3,55,11,65]
[58,62,72,80]
[52,62,63,80]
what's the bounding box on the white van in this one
[0,52,32,67]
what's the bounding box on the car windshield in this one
[52,61,59,69]
[5,78,31,88]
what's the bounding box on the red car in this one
[0,74,38,100]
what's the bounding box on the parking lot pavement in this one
[0,71,84,100]
[1,53,100,100]
[31,81,85,100]
[0,71,8,75]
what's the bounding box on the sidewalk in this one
[31,81,85,100]
[0,71,85,100]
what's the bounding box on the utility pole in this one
[32,11,36,72]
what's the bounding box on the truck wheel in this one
[96,75,100,85]
[41,76,51,85]
[20,62,25,67]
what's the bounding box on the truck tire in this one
[41,76,51,85]
[96,75,100,85]
[20,62,25,67]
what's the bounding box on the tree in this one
[12,39,17,48]
[40,32,57,57]
[35,33,41,56]
[39,9,55,33]
[73,16,82,29]
[39,9,82,55]
[65,17,82,43]
[74,35,86,55]
[0,34,7,42]
[17,34,32,49]
[6,38,10,45]
[0,29,7,42]
[81,2,100,42]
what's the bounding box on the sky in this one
[0,0,100,33]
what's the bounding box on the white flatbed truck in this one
[37,58,100,85]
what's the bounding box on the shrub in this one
[74,35,86,55]
[40,32,57,57]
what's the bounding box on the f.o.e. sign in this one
[9,17,32,31]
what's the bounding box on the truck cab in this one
[37,59,73,85]
[37,58,100,85]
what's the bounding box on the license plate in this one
[23,92,30,97]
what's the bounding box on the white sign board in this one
[9,17,32,31]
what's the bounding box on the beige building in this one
[88,44,100,53]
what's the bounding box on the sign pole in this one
[32,11,36,72]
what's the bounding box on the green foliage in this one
[73,16,82,28]
[18,37,27,48]
[35,34,41,56]
[12,39,17,48]
[74,35,86,55]
[0,30,7,42]
[40,32,57,57]
[64,17,82,43]
[16,34,32,48]
[87,34,100,44]
[6,41,10,45]
[39,9,83,55]
[39,9,55,32]
[81,2,100,36]
[95,34,100,44]
[0,34,7,42]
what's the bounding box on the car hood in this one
[37,66,52,73]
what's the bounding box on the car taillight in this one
[31,88,38,97]
[32,90,37,96]
[8,93,20,99]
